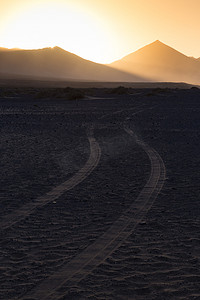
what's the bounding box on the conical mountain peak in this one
[110,40,200,84]
[152,40,164,45]
[141,40,178,52]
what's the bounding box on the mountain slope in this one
[110,40,200,84]
[0,47,144,82]
[0,47,21,52]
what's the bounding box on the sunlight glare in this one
[1,2,111,63]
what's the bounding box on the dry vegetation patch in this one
[36,87,85,100]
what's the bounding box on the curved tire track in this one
[25,123,166,300]
[0,126,101,231]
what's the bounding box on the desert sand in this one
[0,85,200,299]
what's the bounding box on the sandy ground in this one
[0,87,200,299]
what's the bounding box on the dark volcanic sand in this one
[0,87,200,299]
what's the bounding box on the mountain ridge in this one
[0,41,200,84]
[0,47,21,52]
[0,46,144,82]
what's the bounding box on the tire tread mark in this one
[24,126,166,300]
[0,126,101,231]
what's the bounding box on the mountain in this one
[0,46,144,82]
[0,47,10,51]
[1,42,199,84]
[110,40,200,85]
[0,47,21,52]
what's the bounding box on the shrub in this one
[110,86,129,95]
[67,89,85,100]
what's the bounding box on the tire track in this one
[0,126,101,231]
[24,121,166,300]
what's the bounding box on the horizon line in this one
[1,40,199,64]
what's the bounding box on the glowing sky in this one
[0,0,200,63]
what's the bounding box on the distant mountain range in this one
[0,47,143,82]
[0,41,200,84]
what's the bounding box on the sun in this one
[0,2,112,63]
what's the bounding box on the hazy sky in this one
[0,0,200,63]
